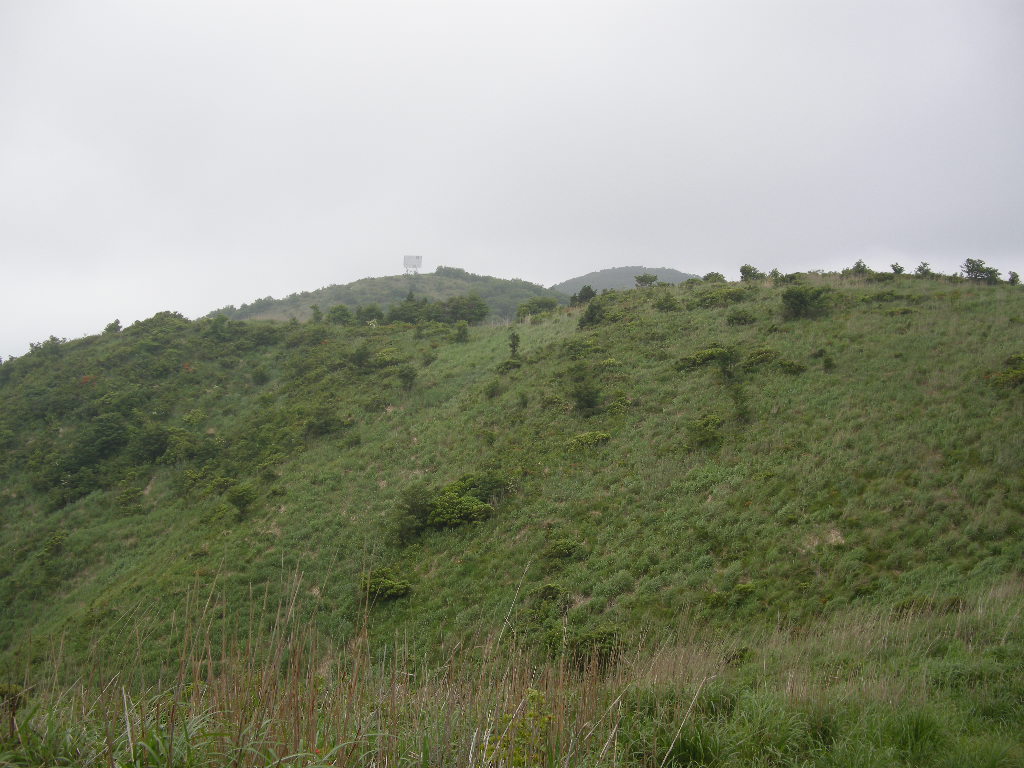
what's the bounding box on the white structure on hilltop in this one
[403,255,423,274]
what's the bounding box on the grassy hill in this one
[207,265,566,322]
[1,270,1022,766]
[551,265,699,294]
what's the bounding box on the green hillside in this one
[551,265,699,294]
[207,265,565,322]
[1,269,1023,766]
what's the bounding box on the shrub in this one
[777,359,807,375]
[448,469,518,504]
[687,415,723,449]
[0,682,26,727]
[225,487,256,518]
[696,286,748,308]
[781,286,832,319]
[569,285,597,306]
[677,346,738,371]
[567,431,610,450]
[485,688,553,768]
[569,380,602,414]
[496,359,522,374]
[843,259,872,276]
[532,583,567,603]
[962,258,1001,284]
[742,348,780,370]
[775,272,803,285]
[361,568,411,601]
[395,471,514,540]
[565,625,622,668]
[397,364,417,391]
[739,264,766,281]
[427,490,492,528]
[577,300,607,328]
[395,482,434,542]
[517,296,558,319]
[544,537,583,559]
[326,303,353,325]
[991,354,1024,388]
[726,308,756,325]
[703,272,726,282]
[654,292,680,311]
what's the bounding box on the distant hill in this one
[551,266,698,294]
[207,266,566,322]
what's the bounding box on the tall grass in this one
[3,575,1021,767]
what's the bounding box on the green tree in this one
[326,304,353,325]
[634,273,658,287]
[443,294,489,324]
[843,259,872,276]
[891,263,905,274]
[1009,271,1020,286]
[309,304,323,323]
[962,258,1000,284]
[509,330,520,358]
[703,272,726,282]
[739,265,765,282]
[569,285,596,306]
[355,304,384,325]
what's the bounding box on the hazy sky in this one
[2,1,1022,359]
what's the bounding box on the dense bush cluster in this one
[361,567,412,601]
[394,469,518,543]
[345,292,490,326]
[781,286,832,319]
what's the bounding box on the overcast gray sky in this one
[2,1,1022,359]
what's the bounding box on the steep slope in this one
[206,266,565,322]
[551,265,698,294]
[1,274,1022,678]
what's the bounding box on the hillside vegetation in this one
[206,266,565,322]
[1,269,1022,766]
[550,265,698,294]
